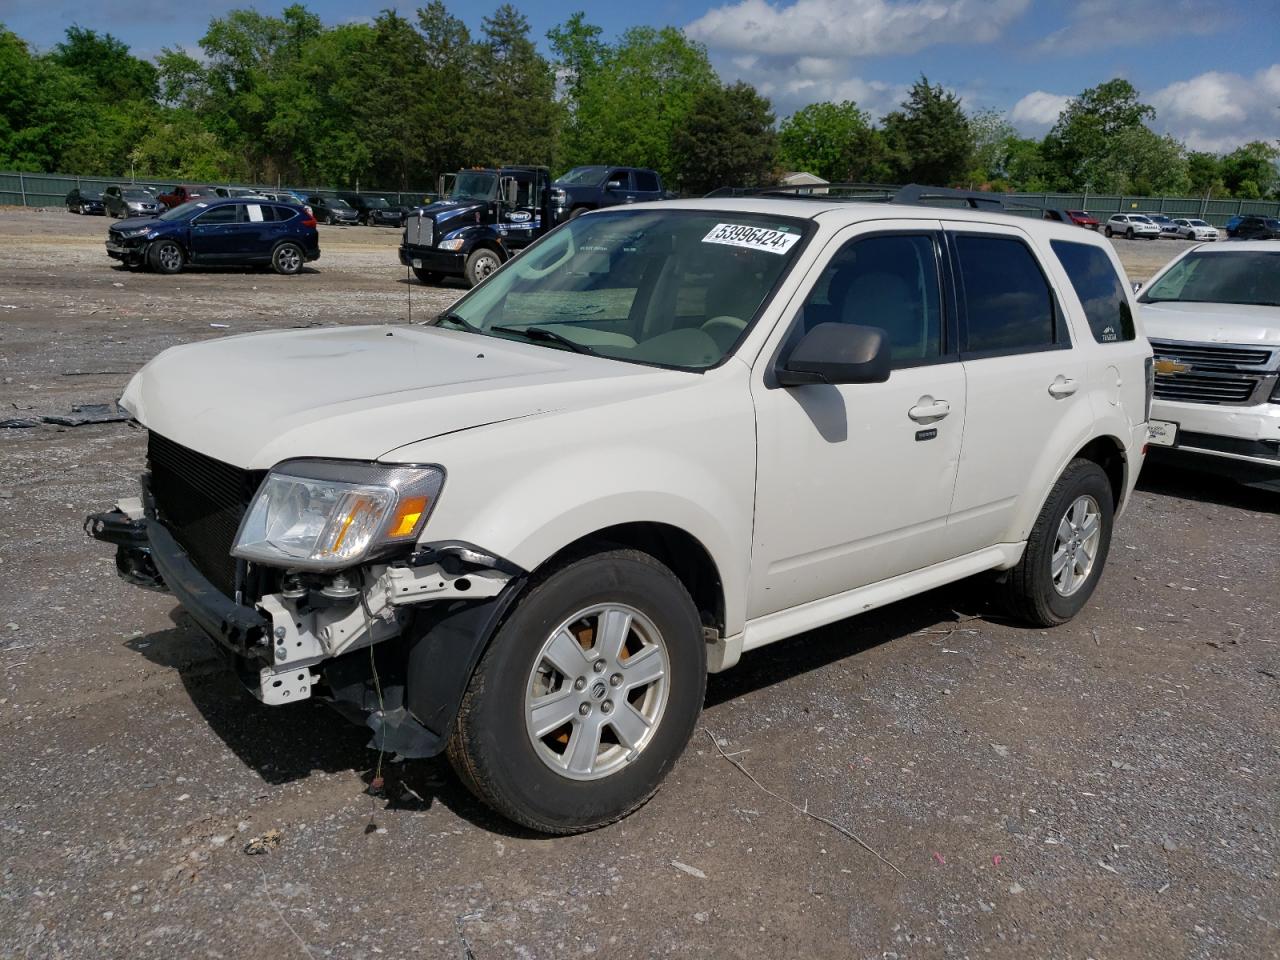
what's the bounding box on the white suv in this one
[88,198,1152,832]
[1139,240,1280,481]
[1105,213,1161,240]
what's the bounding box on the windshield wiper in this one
[492,324,598,356]
[436,311,481,333]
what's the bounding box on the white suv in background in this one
[1106,214,1161,240]
[1139,240,1280,481]
[88,198,1152,833]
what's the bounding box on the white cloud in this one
[1009,91,1070,130]
[1034,0,1231,53]
[1149,64,1280,153]
[685,0,1029,58]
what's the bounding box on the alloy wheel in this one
[1051,495,1102,597]
[524,603,670,781]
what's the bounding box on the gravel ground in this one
[1,208,1277,960]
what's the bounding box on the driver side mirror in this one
[777,323,891,387]
[1132,281,1142,294]
[606,180,624,191]
[499,176,519,205]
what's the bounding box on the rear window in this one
[954,234,1062,354]
[1051,241,1135,343]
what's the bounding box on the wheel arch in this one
[1072,434,1128,509]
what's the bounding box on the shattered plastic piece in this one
[932,851,946,865]
[993,854,1003,866]
[671,860,707,879]
[41,403,128,427]
[0,417,40,429]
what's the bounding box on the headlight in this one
[232,460,444,570]
[438,238,465,251]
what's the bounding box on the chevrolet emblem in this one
[1153,358,1191,375]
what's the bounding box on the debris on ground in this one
[41,402,129,426]
[672,860,707,879]
[243,829,283,855]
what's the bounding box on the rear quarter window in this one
[1050,240,1135,343]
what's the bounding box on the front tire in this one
[447,549,707,834]
[1126,228,1135,240]
[271,242,304,275]
[999,458,1114,627]
[1104,226,1113,238]
[464,247,502,287]
[148,239,183,274]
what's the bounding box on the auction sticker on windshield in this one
[702,223,800,255]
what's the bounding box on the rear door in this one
[941,222,1088,556]
[633,170,662,202]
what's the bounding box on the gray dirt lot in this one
[1,208,1277,960]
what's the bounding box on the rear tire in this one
[148,239,183,275]
[999,458,1114,627]
[447,549,706,834]
[464,247,502,287]
[271,242,304,275]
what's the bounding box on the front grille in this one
[1150,338,1276,405]
[405,213,433,247]
[147,432,262,598]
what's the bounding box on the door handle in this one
[908,398,951,423]
[1048,376,1078,399]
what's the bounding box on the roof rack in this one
[703,182,1045,218]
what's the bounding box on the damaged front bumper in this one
[86,501,526,758]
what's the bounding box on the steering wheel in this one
[700,315,748,352]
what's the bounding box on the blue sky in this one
[4,0,1278,151]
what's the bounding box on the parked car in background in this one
[1140,213,1182,238]
[105,198,319,276]
[65,188,105,215]
[214,186,269,199]
[103,186,163,219]
[550,165,665,223]
[307,196,360,225]
[337,193,407,226]
[1171,217,1219,241]
[1043,209,1098,230]
[1226,215,1280,240]
[1138,241,1280,482]
[157,184,214,210]
[1105,214,1160,240]
[258,190,310,207]
[90,197,1150,833]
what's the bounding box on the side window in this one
[953,234,1061,354]
[194,205,240,225]
[606,170,632,190]
[1050,240,1135,343]
[799,234,944,366]
[272,206,296,222]
[634,171,659,192]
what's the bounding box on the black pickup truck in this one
[398,166,553,287]
[550,166,665,223]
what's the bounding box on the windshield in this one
[330,199,351,209]
[158,200,206,221]
[437,210,809,370]
[1142,251,1280,307]
[448,172,497,201]
[1130,216,1153,224]
[1147,214,1171,222]
[555,166,608,186]
[123,190,152,200]
[1188,219,1209,226]
[364,197,389,208]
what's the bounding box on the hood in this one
[412,199,487,223]
[109,216,164,231]
[119,324,693,469]
[1139,300,1280,346]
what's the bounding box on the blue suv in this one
[105,198,321,275]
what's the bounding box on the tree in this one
[777,100,890,183]
[672,81,776,195]
[881,76,973,186]
[560,26,718,182]
[1186,151,1223,196]
[967,108,1019,185]
[1042,78,1154,190]
[1220,141,1280,198]
[547,12,604,117]
[471,5,558,167]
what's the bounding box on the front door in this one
[189,204,242,260]
[749,223,967,617]
[499,172,541,252]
